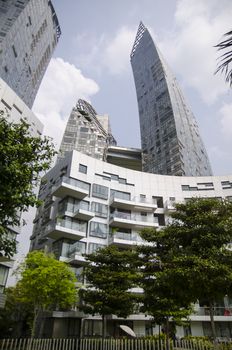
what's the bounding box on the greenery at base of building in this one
[80,245,139,338]
[14,251,77,337]
[139,198,232,341]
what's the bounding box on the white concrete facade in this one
[31,150,232,338]
[0,78,43,307]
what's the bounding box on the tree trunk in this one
[209,303,217,342]
[102,314,107,339]
[80,318,85,338]
[158,324,161,350]
[31,308,39,338]
[165,317,170,350]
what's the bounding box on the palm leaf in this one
[215,30,232,87]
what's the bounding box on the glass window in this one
[91,202,108,218]
[88,243,105,254]
[79,164,87,174]
[110,190,131,201]
[92,184,108,200]
[0,265,9,292]
[89,222,107,238]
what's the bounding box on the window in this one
[79,164,87,174]
[89,222,107,238]
[88,243,104,254]
[0,265,9,293]
[92,184,108,200]
[80,127,89,132]
[110,189,131,201]
[12,45,17,57]
[91,202,108,218]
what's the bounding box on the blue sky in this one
[33,0,232,175]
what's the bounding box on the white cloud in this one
[103,26,136,75]
[73,27,136,76]
[220,103,232,137]
[33,57,99,149]
[158,0,232,104]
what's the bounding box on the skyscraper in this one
[57,99,116,163]
[130,22,212,176]
[0,0,61,108]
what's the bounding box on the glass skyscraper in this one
[130,22,212,176]
[0,0,61,108]
[57,99,116,163]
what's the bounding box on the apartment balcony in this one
[110,194,158,212]
[164,199,176,211]
[45,220,86,241]
[189,307,232,322]
[109,212,159,229]
[51,177,90,200]
[66,242,86,265]
[72,207,95,221]
[109,231,144,247]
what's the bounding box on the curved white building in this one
[31,150,232,338]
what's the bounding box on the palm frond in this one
[215,30,232,87]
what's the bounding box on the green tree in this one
[215,30,232,86]
[80,245,138,338]
[140,198,232,341]
[0,111,56,257]
[0,286,33,338]
[16,251,77,337]
[138,228,192,348]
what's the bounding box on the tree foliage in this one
[16,251,77,337]
[0,111,56,257]
[0,286,33,338]
[215,30,232,86]
[80,246,139,337]
[140,198,232,340]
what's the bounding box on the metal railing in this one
[0,338,227,350]
[52,177,90,193]
[196,307,232,316]
[110,212,159,224]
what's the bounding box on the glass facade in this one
[57,99,116,162]
[0,0,61,108]
[130,22,212,176]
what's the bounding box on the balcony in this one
[109,231,144,247]
[195,307,232,316]
[110,194,158,212]
[109,211,159,229]
[45,220,86,241]
[66,242,86,265]
[72,207,95,221]
[51,177,90,200]
[190,307,232,322]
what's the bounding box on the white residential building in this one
[31,150,232,338]
[0,78,43,308]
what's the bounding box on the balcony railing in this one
[56,218,86,233]
[110,211,159,225]
[195,307,232,316]
[109,231,143,242]
[68,242,86,258]
[52,177,90,196]
[110,194,158,208]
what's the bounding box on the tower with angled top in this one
[130,22,212,176]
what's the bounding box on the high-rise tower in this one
[57,99,116,163]
[0,0,61,108]
[130,22,212,176]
